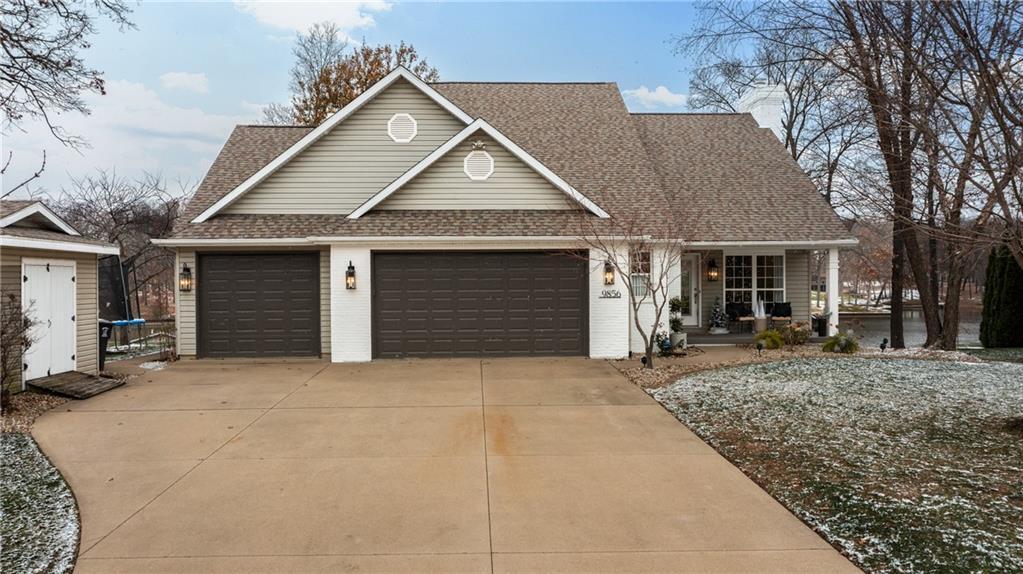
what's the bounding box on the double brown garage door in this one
[198,253,320,358]
[197,251,587,359]
[372,251,588,358]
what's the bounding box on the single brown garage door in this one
[198,253,320,358]
[372,251,588,358]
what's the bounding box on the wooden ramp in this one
[27,371,124,399]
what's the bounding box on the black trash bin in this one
[99,319,113,371]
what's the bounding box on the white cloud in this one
[159,71,210,94]
[233,1,391,34]
[2,80,258,197]
[622,85,689,110]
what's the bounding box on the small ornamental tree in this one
[980,246,1023,348]
[571,203,698,369]
[1,291,37,411]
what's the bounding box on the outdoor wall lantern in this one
[345,261,357,290]
[603,260,616,285]
[706,258,720,282]
[178,264,193,293]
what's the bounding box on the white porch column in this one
[826,247,840,336]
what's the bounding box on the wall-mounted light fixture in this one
[706,258,720,282]
[178,263,193,292]
[603,260,615,285]
[345,261,356,290]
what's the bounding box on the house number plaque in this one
[599,289,622,299]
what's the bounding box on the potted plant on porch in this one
[668,296,687,349]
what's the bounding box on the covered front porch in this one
[632,243,847,353]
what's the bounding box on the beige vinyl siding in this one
[319,248,331,358]
[0,247,100,390]
[176,249,197,356]
[224,79,466,215]
[378,134,577,210]
[785,249,811,322]
[699,250,724,327]
[174,247,330,359]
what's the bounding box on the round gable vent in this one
[463,150,494,181]
[387,113,417,143]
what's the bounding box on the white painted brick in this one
[330,245,373,362]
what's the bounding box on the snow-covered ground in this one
[0,433,79,574]
[650,357,1023,574]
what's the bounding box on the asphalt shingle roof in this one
[170,82,853,243]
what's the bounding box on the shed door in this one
[22,260,76,380]
[197,253,320,358]
[372,251,588,358]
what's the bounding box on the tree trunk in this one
[940,247,964,350]
[891,235,906,348]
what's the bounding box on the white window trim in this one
[463,149,494,180]
[630,250,651,298]
[722,251,786,306]
[387,113,418,143]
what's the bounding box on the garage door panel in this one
[198,253,320,358]
[372,251,587,358]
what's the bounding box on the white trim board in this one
[190,67,475,224]
[0,235,119,255]
[0,202,81,236]
[347,119,610,219]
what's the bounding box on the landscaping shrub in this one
[822,331,860,354]
[980,246,1023,348]
[778,321,811,345]
[755,329,784,349]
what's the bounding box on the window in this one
[756,255,785,303]
[630,251,651,297]
[724,255,753,305]
[724,253,784,305]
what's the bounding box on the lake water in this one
[839,308,982,349]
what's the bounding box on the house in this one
[154,67,854,361]
[1,200,120,391]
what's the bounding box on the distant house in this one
[1,200,119,391]
[154,67,854,361]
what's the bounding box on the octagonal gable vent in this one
[387,113,417,143]
[463,146,494,181]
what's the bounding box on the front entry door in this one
[678,254,700,326]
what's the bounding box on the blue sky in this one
[3,1,701,199]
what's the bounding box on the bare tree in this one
[571,204,696,369]
[56,171,186,316]
[1,0,133,193]
[679,29,872,212]
[261,21,349,125]
[1,291,37,411]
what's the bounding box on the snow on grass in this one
[139,361,167,371]
[650,357,1023,574]
[1,433,79,574]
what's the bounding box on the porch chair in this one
[726,302,754,333]
[767,302,793,326]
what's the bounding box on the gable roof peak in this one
[190,66,474,224]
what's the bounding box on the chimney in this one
[735,81,785,141]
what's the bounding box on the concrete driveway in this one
[33,358,857,573]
